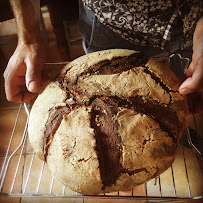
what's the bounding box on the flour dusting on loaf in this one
[28,49,188,194]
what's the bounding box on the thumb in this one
[25,60,43,93]
[179,58,203,94]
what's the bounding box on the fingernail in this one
[179,88,190,95]
[28,81,39,93]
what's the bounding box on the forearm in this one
[10,0,43,44]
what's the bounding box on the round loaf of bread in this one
[28,49,188,195]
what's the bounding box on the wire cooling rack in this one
[0,57,203,202]
[0,101,202,202]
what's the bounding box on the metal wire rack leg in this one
[0,104,29,192]
[9,126,28,194]
[0,103,23,189]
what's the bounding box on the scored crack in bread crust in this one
[28,49,188,195]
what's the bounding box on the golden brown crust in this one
[145,58,181,91]
[28,49,188,195]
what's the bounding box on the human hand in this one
[179,18,203,114]
[4,41,47,103]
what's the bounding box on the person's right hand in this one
[4,41,47,103]
[179,18,203,114]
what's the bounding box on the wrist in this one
[18,26,44,44]
[16,39,46,60]
[17,10,43,44]
[18,32,44,45]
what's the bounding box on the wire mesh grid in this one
[0,102,202,202]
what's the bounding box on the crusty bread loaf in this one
[28,49,188,195]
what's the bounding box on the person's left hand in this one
[179,18,203,114]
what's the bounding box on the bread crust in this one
[28,49,188,194]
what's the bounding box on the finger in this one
[179,59,203,94]
[5,75,37,103]
[22,91,38,103]
[25,59,43,93]
[4,73,25,102]
[5,85,25,103]
[185,62,195,77]
[9,91,37,103]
